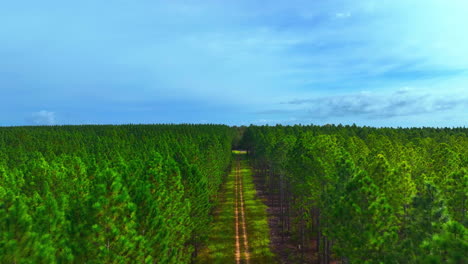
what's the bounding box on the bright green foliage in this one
[398,181,450,262]
[0,188,35,264]
[1,123,466,263]
[370,155,417,221]
[88,168,138,263]
[337,168,398,262]
[0,124,235,263]
[241,124,468,263]
[142,153,191,263]
[420,221,468,264]
[183,161,211,254]
[443,168,467,225]
[31,183,73,263]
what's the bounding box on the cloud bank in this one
[286,89,468,119]
[31,110,56,125]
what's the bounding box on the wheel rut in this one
[235,157,250,264]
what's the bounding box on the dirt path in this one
[235,160,241,263]
[196,152,275,264]
[235,157,250,263]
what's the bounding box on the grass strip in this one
[196,153,276,264]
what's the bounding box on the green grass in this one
[195,161,237,264]
[196,153,276,264]
[232,150,247,154]
[240,157,277,263]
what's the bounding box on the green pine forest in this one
[241,125,467,263]
[0,124,467,263]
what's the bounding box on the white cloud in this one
[31,110,56,125]
[284,88,468,120]
[335,12,351,18]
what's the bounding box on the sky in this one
[1,0,467,127]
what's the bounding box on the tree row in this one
[0,124,235,263]
[241,124,467,263]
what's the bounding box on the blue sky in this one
[1,0,467,127]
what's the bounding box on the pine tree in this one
[0,188,36,264]
[399,181,450,262]
[88,167,139,263]
[442,168,467,225]
[420,221,468,264]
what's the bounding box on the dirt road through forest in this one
[196,152,275,264]
[235,157,250,263]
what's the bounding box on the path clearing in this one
[196,152,276,264]
[235,156,250,263]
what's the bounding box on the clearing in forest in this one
[196,152,276,264]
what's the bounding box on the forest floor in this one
[253,172,318,264]
[196,152,276,264]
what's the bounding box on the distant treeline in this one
[241,124,467,263]
[0,125,234,263]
